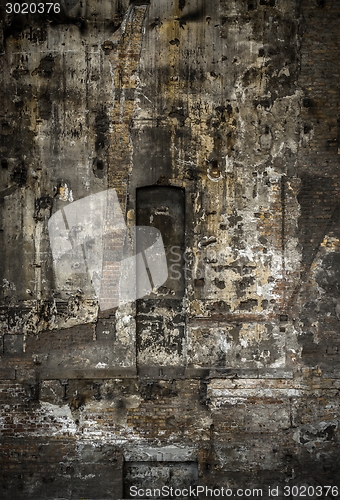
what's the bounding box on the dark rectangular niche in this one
[123,461,198,499]
[136,186,186,299]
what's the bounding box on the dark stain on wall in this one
[95,108,110,151]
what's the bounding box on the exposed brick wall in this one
[296,0,340,369]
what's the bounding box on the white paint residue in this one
[96,362,108,369]
[40,401,73,419]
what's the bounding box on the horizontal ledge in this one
[24,366,340,381]
[208,368,294,379]
[37,366,209,380]
[138,366,184,378]
[188,314,276,326]
[34,366,295,381]
[139,367,293,380]
[36,368,137,380]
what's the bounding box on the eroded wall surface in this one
[0,0,340,497]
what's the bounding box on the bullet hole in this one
[280,314,288,322]
[207,159,220,180]
[264,125,270,134]
[179,0,186,9]
[206,16,211,22]
[226,104,233,114]
[169,38,180,46]
[1,159,8,169]
[258,48,265,57]
[304,124,312,134]
[213,279,225,289]
[208,165,221,180]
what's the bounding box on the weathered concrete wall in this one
[0,0,340,498]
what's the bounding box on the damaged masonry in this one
[1,0,340,498]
